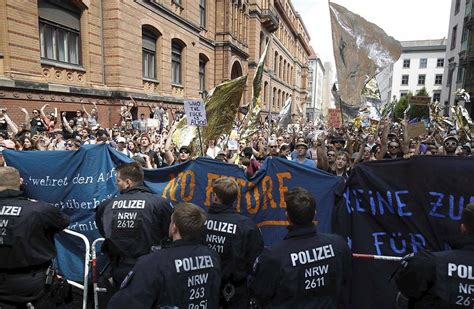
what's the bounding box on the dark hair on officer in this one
[212,177,239,205]
[116,162,144,184]
[462,203,474,235]
[172,202,207,240]
[285,187,316,226]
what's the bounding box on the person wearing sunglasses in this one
[64,139,80,151]
[19,107,47,136]
[443,135,459,156]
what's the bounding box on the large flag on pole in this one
[277,96,293,129]
[330,2,401,110]
[240,40,270,140]
[173,76,247,150]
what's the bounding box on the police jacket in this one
[395,235,474,308]
[95,185,172,260]
[0,189,69,270]
[202,203,263,284]
[107,239,221,309]
[249,225,352,309]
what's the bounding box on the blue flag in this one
[4,145,343,281]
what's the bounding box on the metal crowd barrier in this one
[62,229,91,309]
[91,237,106,309]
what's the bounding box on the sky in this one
[292,0,451,68]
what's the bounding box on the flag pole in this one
[352,253,402,261]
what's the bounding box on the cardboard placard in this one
[184,100,207,127]
[406,122,427,138]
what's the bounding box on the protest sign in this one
[3,145,343,281]
[334,156,473,308]
[184,99,207,126]
[406,122,427,139]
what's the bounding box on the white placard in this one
[183,100,207,127]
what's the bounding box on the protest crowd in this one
[1,96,472,172]
[1,93,474,309]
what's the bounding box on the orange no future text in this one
[161,172,293,213]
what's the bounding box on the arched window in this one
[171,39,185,85]
[273,51,278,75]
[272,87,277,107]
[142,27,159,79]
[38,0,81,65]
[231,61,243,79]
[199,54,209,92]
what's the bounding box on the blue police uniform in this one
[395,235,474,308]
[0,189,69,307]
[108,239,221,309]
[95,185,172,285]
[249,225,352,308]
[202,203,263,308]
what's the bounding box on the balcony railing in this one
[261,6,279,33]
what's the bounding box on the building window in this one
[142,28,158,80]
[437,58,444,67]
[199,0,206,28]
[171,40,184,85]
[457,67,464,83]
[433,91,441,103]
[401,75,409,85]
[435,74,443,85]
[419,58,427,69]
[418,74,426,85]
[403,59,410,68]
[400,91,408,98]
[199,54,208,92]
[455,0,461,14]
[451,25,457,50]
[172,0,182,6]
[461,27,469,43]
[38,0,81,65]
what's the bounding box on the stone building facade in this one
[0,0,310,127]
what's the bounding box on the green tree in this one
[392,92,411,121]
[410,88,430,120]
[392,88,430,121]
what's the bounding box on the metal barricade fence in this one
[62,229,91,309]
[91,238,106,309]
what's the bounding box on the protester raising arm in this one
[61,112,74,135]
[316,133,329,171]
[19,107,31,130]
[2,109,19,135]
[163,120,179,165]
[376,119,390,160]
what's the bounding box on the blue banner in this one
[4,144,343,281]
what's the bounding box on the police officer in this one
[108,202,221,309]
[0,166,70,308]
[249,187,351,308]
[394,203,474,308]
[202,177,263,308]
[95,162,172,289]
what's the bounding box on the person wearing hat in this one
[461,143,471,157]
[442,135,459,156]
[394,203,474,308]
[331,136,346,151]
[116,137,132,157]
[215,150,228,162]
[292,142,317,168]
